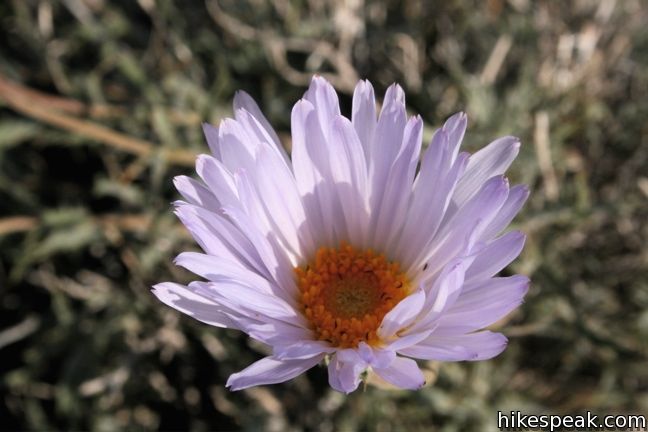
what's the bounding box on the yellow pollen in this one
[295,242,411,348]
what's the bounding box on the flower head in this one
[153,76,529,393]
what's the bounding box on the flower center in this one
[295,243,410,348]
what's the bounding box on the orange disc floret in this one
[295,242,411,348]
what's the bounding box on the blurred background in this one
[1,0,647,430]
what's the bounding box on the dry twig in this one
[0,72,197,167]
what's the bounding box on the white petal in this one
[327,349,366,394]
[443,112,468,163]
[252,144,314,257]
[174,204,229,258]
[453,136,520,205]
[221,204,297,297]
[236,164,302,255]
[273,340,335,360]
[414,176,509,277]
[397,126,469,267]
[175,249,299,311]
[406,258,469,335]
[190,280,306,328]
[151,282,236,328]
[368,86,407,244]
[233,166,310,265]
[217,118,257,173]
[481,184,530,240]
[174,203,272,281]
[383,83,405,106]
[373,357,425,390]
[233,105,292,170]
[437,275,530,331]
[233,90,287,157]
[423,258,468,314]
[329,116,368,193]
[351,79,377,155]
[173,176,220,212]
[195,154,239,209]
[386,329,434,352]
[226,355,324,391]
[466,231,526,282]
[378,115,423,251]
[202,122,221,159]
[305,76,341,141]
[233,170,274,240]
[357,342,396,369]
[400,330,508,361]
[378,288,425,339]
[240,320,313,346]
[328,115,370,245]
[290,99,337,247]
[174,252,271,289]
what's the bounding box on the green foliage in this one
[1,0,647,430]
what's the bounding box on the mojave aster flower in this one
[153,76,529,393]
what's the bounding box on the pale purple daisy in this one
[153,76,529,393]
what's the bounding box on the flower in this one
[153,76,530,393]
